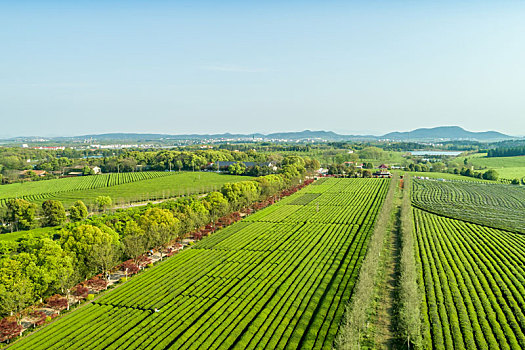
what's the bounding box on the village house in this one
[373,164,392,178]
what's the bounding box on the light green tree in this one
[69,200,88,222]
[60,224,120,277]
[95,196,112,212]
[228,162,246,175]
[0,259,34,322]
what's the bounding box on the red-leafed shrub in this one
[120,260,140,275]
[86,278,107,291]
[74,285,89,299]
[137,256,152,268]
[31,311,47,326]
[0,317,23,342]
[47,295,68,310]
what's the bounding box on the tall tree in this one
[60,224,120,278]
[69,200,88,222]
[0,259,34,322]
[90,243,120,286]
[56,268,79,311]
[95,196,112,212]
[5,199,36,231]
[42,200,66,227]
[228,162,246,175]
[122,234,146,265]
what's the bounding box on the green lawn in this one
[451,154,525,180]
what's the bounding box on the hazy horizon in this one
[2,1,525,137]
[2,125,520,140]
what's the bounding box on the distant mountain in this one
[68,130,371,141]
[5,126,515,143]
[381,126,511,141]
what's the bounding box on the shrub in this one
[47,295,68,310]
[74,285,89,299]
[0,318,23,341]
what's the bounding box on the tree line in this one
[0,157,308,322]
[0,147,320,184]
[487,145,525,158]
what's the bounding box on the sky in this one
[1,0,525,137]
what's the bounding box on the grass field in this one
[454,154,525,180]
[414,208,525,349]
[0,172,251,208]
[10,178,389,350]
[412,179,525,233]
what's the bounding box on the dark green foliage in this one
[482,169,498,180]
[4,199,36,231]
[42,200,66,227]
[487,145,525,157]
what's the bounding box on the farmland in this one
[453,154,525,181]
[0,172,251,208]
[412,179,525,233]
[10,178,390,350]
[0,172,170,206]
[414,208,525,349]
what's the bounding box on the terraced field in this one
[10,178,389,350]
[414,209,525,350]
[412,179,525,233]
[0,172,250,208]
[0,172,170,206]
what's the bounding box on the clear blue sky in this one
[1,1,525,137]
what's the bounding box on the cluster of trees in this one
[0,146,320,185]
[0,199,95,233]
[407,162,443,173]
[0,157,308,320]
[406,161,510,183]
[458,168,499,181]
[487,145,525,158]
[327,163,375,177]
